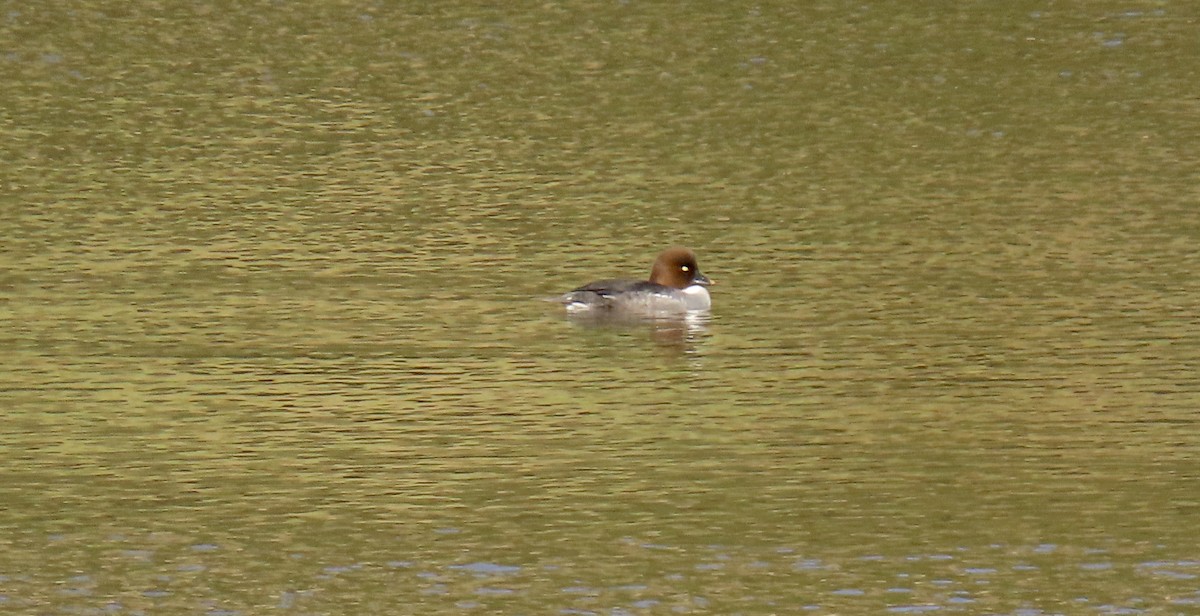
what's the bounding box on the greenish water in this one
[3,2,1199,614]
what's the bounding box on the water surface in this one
[2,1,1199,614]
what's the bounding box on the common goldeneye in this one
[552,247,713,317]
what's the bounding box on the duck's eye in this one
[681,265,690,272]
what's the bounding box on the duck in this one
[551,247,712,317]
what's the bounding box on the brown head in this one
[648,247,712,289]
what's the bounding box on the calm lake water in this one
[3,2,1199,614]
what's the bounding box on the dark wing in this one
[570,278,654,296]
[561,279,675,310]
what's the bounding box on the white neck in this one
[680,285,711,311]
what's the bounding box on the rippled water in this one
[3,2,1199,614]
